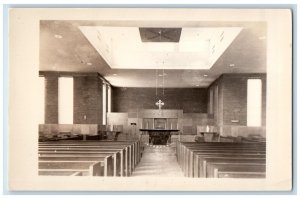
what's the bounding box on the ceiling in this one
[78,26,242,70]
[40,15,266,88]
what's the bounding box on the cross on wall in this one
[155,100,165,110]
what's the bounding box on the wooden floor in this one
[131,144,183,177]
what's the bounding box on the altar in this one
[140,129,179,145]
[137,102,182,145]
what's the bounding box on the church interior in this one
[37,10,268,178]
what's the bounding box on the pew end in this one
[105,155,114,176]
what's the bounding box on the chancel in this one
[140,110,180,145]
[37,9,269,178]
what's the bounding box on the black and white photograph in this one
[8,7,292,191]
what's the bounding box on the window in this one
[214,85,219,122]
[107,85,111,113]
[247,79,262,126]
[102,82,107,125]
[58,77,73,124]
[39,77,45,124]
[209,88,213,114]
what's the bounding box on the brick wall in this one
[42,72,104,125]
[207,76,223,126]
[208,73,267,127]
[73,75,103,124]
[44,75,58,123]
[112,87,208,113]
[222,75,248,125]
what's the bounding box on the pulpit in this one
[197,125,219,142]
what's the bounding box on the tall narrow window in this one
[107,85,111,113]
[214,85,219,123]
[58,77,73,124]
[247,79,262,126]
[209,88,213,114]
[102,82,107,125]
[39,76,45,124]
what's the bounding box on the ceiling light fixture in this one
[54,34,63,39]
[258,36,266,40]
[203,74,208,77]
[87,62,93,66]
[158,73,167,77]
[113,74,118,76]
[154,35,166,114]
[229,63,235,67]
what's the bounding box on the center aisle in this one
[131,144,184,177]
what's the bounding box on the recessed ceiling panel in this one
[79,26,243,70]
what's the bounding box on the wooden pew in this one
[39,147,126,176]
[179,142,266,146]
[177,142,266,155]
[39,146,129,168]
[39,147,128,176]
[39,150,121,177]
[39,146,133,176]
[39,144,133,176]
[179,143,265,160]
[176,141,266,178]
[206,162,266,178]
[39,144,131,173]
[188,148,265,175]
[39,161,102,176]
[39,155,114,176]
[183,149,265,177]
[199,157,266,178]
[60,140,141,166]
[176,141,265,161]
[194,153,266,178]
[177,143,266,176]
[217,171,266,178]
[178,142,265,159]
[39,170,83,176]
[177,142,265,176]
[39,140,141,164]
[39,140,141,165]
[39,140,142,176]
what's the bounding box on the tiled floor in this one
[131,144,184,177]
